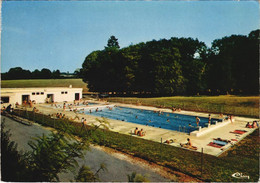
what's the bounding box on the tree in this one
[127,172,150,182]
[74,164,107,182]
[81,29,258,96]
[207,31,259,95]
[169,38,208,95]
[1,122,28,181]
[32,69,41,79]
[119,44,143,93]
[74,68,82,78]
[81,50,102,91]
[1,115,110,182]
[150,47,185,95]
[52,69,61,79]
[26,122,89,181]
[5,67,31,80]
[2,67,65,80]
[105,35,120,49]
[40,68,52,79]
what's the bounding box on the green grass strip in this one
[107,96,259,118]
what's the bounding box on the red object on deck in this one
[207,142,223,148]
[230,130,247,134]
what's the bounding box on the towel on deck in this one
[230,130,247,134]
[207,142,223,148]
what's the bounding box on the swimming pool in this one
[81,106,221,133]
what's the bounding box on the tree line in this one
[81,31,259,96]
[1,67,80,80]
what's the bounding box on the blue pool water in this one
[81,106,220,133]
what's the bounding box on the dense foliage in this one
[81,31,259,96]
[1,120,90,182]
[1,122,27,181]
[1,67,81,80]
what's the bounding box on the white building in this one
[1,87,83,105]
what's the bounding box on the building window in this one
[36,92,40,95]
[1,97,9,103]
[32,92,35,95]
[41,92,44,95]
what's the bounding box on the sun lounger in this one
[230,130,247,134]
[213,138,230,143]
[213,140,228,146]
[207,142,223,148]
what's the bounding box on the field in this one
[107,96,259,118]
[1,79,88,93]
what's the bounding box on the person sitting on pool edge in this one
[137,129,146,136]
[134,127,138,135]
[246,122,252,128]
[252,121,258,128]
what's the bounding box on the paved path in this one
[2,116,171,182]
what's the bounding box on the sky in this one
[1,1,259,73]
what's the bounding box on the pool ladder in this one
[179,125,186,133]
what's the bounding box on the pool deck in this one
[34,100,258,157]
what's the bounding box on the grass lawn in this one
[1,79,88,93]
[107,96,259,118]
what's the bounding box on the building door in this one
[22,95,30,104]
[75,93,80,100]
[47,94,54,103]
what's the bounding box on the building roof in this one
[1,87,83,93]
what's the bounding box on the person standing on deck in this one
[63,103,66,111]
[208,114,211,125]
[81,117,85,130]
